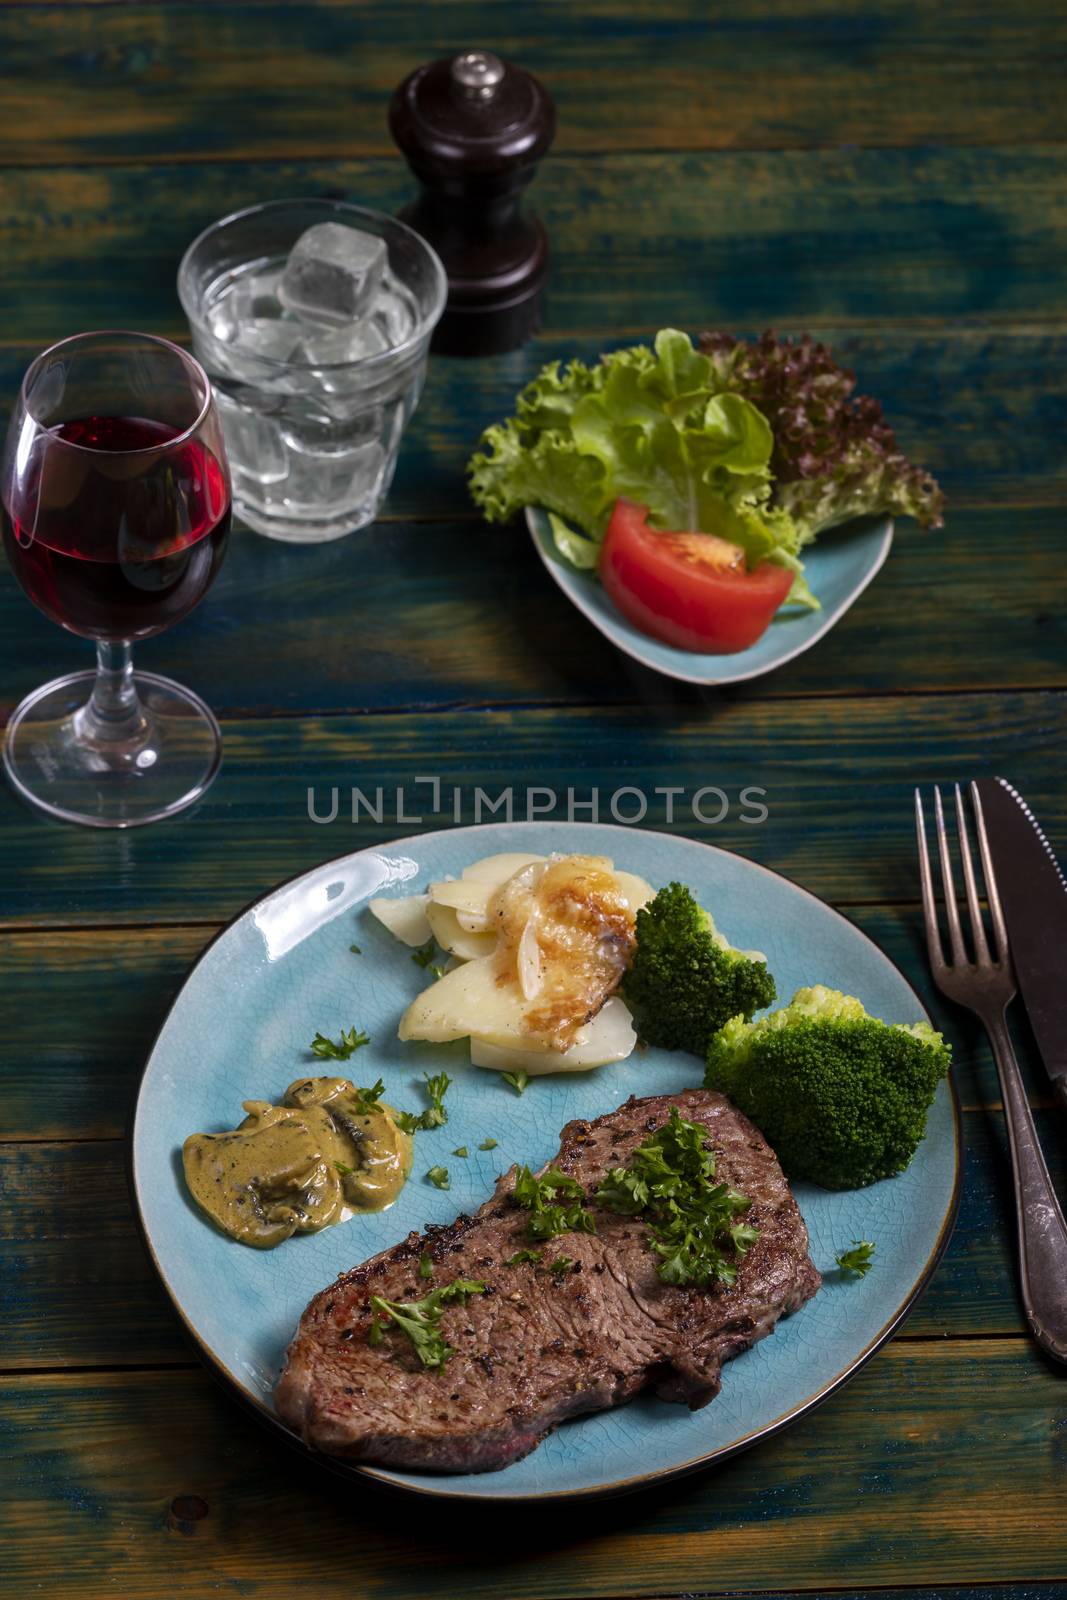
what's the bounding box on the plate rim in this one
[130,820,961,1503]
[526,506,895,686]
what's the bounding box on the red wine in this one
[2,414,230,641]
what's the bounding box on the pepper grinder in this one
[389,50,555,357]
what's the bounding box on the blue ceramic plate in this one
[132,823,958,1501]
[527,507,893,685]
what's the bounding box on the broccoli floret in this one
[704,985,950,1189]
[625,882,776,1057]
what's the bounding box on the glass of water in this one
[178,199,446,544]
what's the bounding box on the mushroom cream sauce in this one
[182,1077,413,1248]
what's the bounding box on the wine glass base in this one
[3,669,222,828]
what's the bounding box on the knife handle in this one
[986,1008,1067,1364]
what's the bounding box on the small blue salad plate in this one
[132,822,958,1502]
[527,507,893,686]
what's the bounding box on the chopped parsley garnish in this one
[425,1165,450,1189]
[595,1106,757,1289]
[349,943,362,955]
[548,1255,575,1275]
[394,1072,452,1134]
[835,1240,876,1278]
[310,1025,370,1060]
[352,1077,385,1115]
[479,1138,498,1151]
[411,938,445,978]
[368,1278,486,1370]
[501,1069,529,1095]
[504,1248,543,1267]
[513,1165,596,1242]
[333,1160,354,1177]
[452,1146,468,1158]
[421,1072,451,1127]
[418,1253,433,1280]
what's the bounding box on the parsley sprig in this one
[513,1165,596,1242]
[504,1248,543,1267]
[596,1107,758,1289]
[368,1278,486,1370]
[351,1077,385,1115]
[411,939,446,979]
[395,1071,452,1134]
[310,1025,370,1061]
[835,1240,875,1278]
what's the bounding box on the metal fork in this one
[916,782,1067,1364]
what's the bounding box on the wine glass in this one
[1,331,232,827]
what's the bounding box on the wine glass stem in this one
[77,640,150,746]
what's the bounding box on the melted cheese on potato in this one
[488,855,636,1048]
[381,851,655,1070]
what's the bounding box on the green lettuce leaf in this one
[547,513,600,569]
[467,329,815,605]
[467,422,608,534]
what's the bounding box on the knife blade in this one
[975,776,1067,1114]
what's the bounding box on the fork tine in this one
[954,783,991,966]
[914,789,945,971]
[933,786,967,964]
[970,781,1011,966]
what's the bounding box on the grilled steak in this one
[275,1087,821,1473]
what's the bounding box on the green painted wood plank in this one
[1,1344,1064,1594]
[0,696,1062,928]
[0,1101,1056,1368]
[2,501,1063,722]
[0,906,1051,1143]
[4,2,1065,165]
[4,149,1067,344]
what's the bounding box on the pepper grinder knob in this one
[389,51,555,356]
[451,49,506,100]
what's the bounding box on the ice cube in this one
[234,318,302,364]
[278,223,387,327]
[207,299,239,344]
[368,278,418,347]
[282,430,386,513]
[215,391,288,485]
[297,320,388,368]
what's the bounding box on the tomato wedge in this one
[598,499,794,655]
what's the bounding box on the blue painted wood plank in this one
[0,325,1063,718]
[0,695,1062,927]
[4,1,1065,163]
[3,150,1067,344]
[1,1345,1064,1592]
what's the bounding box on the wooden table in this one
[2,4,1066,1595]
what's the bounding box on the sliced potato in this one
[469,997,636,1075]
[426,877,494,924]
[425,900,496,963]
[614,870,656,913]
[398,954,523,1049]
[369,894,433,947]
[456,909,494,932]
[460,852,545,883]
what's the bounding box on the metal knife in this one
[975,776,1067,1114]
